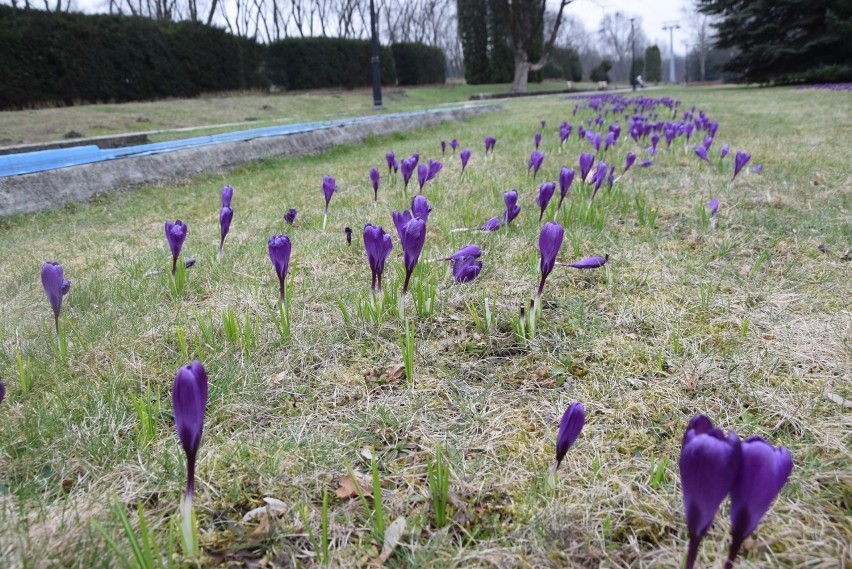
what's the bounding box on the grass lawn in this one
[0,86,850,567]
[0,80,584,147]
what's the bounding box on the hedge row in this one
[0,7,267,109]
[0,8,447,109]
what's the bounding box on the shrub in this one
[391,42,446,85]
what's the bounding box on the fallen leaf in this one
[335,473,372,499]
[269,372,286,385]
[242,497,288,522]
[373,516,406,566]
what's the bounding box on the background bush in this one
[266,37,396,90]
[0,7,267,109]
[391,42,446,85]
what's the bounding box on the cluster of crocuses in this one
[679,415,792,569]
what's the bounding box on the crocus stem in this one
[279,276,287,305]
[180,491,196,557]
[54,314,59,336]
[684,537,700,569]
[322,211,328,231]
[217,243,223,262]
[451,228,473,233]
[171,256,178,276]
[724,538,744,569]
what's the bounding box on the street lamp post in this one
[662,21,680,83]
[369,0,383,110]
[630,17,636,91]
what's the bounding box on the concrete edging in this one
[0,104,501,217]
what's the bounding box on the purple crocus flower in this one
[165,219,188,276]
[440,244,481,262]
[590,162,608,202]
[557,167,574,209]
[453,256,482,283]
[268,234,292,303]
[221,185,233,208]
[460,148,471,174]
[484,135,495,154]
[322,175,337,213]
[579,152,594,181]
[392,210,413,242]
[709,198,719,216]
[363,224,393,291]
[604,131,615,152]
[345,226,352,245]
[651,132,660,152]
[623,152,637,173]
[703,136,713,150]
[751,164,764,174]
[172,359,208,555]
[537,222,564,298]
[559,122,572,147]
[733,151,751,180]
[386,152,396,175]
[41,261,71,334]
[694,146,710,162]
[440,140,446,156]
[0,378,5,405]
[555,402,585,470]
[401,157,416,190]
[369,167,380,201]
[679,415,742,569]
[529,150,545,179]
[720,145,730,159]
[725,436,793,569]
[218,206,233,259]
[639,159,653,167]
[558,254,608,269]
[503,190,521,226]
[400,217,426,294]
[540,119,546,129]
[411,152,420,166]
[534,131,542,149]
[536,182,556,221]
[172,360,208,498]
[411,195,432,222]
[184,258,196,269]
[450,139,459,155]
[417,164,428,192]
[284,208,297,225]
[481,216,500,231]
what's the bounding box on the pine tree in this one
[644,45,662,83]
[458,0,491,84]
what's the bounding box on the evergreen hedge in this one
[266,37,396,90]
[0,7,267,109]
[391,42,446,85]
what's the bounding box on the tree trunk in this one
[512,53,530,92]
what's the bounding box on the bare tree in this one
[682,2,714,81]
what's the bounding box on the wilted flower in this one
[345,226,352,245]
[557,167,574,209]
[537,222,564,298]
[536,182,556,221]
[363,224,393,291]
[579,152,595,181]
[460,148,471,174]
[322,175,337,213]
[694,146,710,162]
[558,255,608,269]
[709,198,719,216]
[726,436,793,569]
[481,216,500,231]
[400,217,426,294]
[720,145,730,159]
[284,208,297,225]
[453,256,482,283]
[503,190,521,226]
[439,244,481,262]
[172,359,208,557]
[529,150,545,179]
[218,206,233,259]
[679,415,742,569]
[369,167,380,201]
[623,152,637,173]
[165,219,188,276]
[411,195,432,222]
[221,185,233,208]
[268,234,292,303]
[41,261,71,334]
[534,131,542,149]
[733,151,751,181]
[555,402,585,470]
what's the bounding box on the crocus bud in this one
[400,218,426,294]
[460,148,471,174]
[579,152,595,181]
[219,207,233,257]
[725,437,792,569]
[709,198,719,216]
[165,219,188,276]
[679,415,742,569]
[221,185,233,208]
[268,234,292,302]
[453,255,482,283]
[481,216,500,231]
[503,190,521,226]
[555,402,585,469]
[720,145,729,159]
[623,152,637,173]
[537,222,564,298]
[418,164,429,191]
[733,151,751,180]
[172,360,208,498]
[529,150,544,179]
[411,195,432,222]
[345,226,352,245]
[369,167,380,201]
[536,182,556,221]
[363,224,393,291]
[41,261,71,334]
[386,151,396,175]
[534,132,542,149]
[450,139,459,154]
[558,167,574,209]
[322,175,337,212]
[694,146,710,162]
[284,208,297,225]
[440,140,446,155]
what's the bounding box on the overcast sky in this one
[566,0,694,55]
